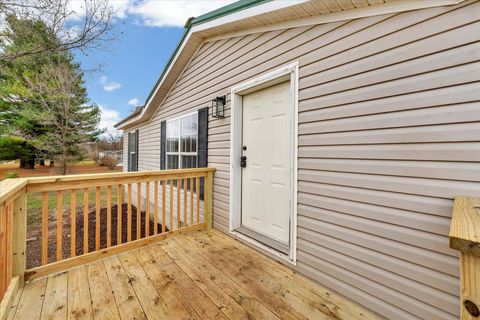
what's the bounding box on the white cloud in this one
[127,1,236,27]
[99,105,121,135]
[100,75,122,92]
[69,0,237,27]
[127,97,140,106]
[103,82,122,92]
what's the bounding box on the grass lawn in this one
[0,160,122,181]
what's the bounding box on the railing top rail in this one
[19,168,216,193]
[449,196,480,257]
[0,168,216,195]
[0,178,28,204]
[26,168,216,184]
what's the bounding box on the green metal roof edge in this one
[140,0,272,116]
[190,0,272,26]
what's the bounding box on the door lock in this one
[240,156,247,168]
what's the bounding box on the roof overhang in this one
[115,0,466,130]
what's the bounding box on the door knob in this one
[240,156,247,168]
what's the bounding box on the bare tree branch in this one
[0,0,116,64]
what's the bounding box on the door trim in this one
[229,62,299,264]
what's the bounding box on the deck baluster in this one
[127,184,132,242]
[190,178,193,226]
[162,181,166,233]
[183,178,187,226]
[56,191,63,261]
[196,177,200,224]
[83,188,89,254]
[70,190,76,257]
[95,187,100,251]
[136,182,141,240]
[145,181,150,237]
[117,184,122,245]
[41,192,48,265]
[177,179,181,229]
[154,181,158,235]
[107,186,112,248]
[169,180,173,231]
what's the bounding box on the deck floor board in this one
[8,230,379,320]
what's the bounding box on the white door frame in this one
[229,62,299,264]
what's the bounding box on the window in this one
[166,113,197,169]
[128,130,138,171]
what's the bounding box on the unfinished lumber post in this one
[12,191,26,286]
[205,171,213,229]
[449,196,480,319]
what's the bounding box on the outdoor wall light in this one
[211,95,226,118]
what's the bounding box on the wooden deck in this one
[7,230,378,320]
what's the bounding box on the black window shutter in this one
[197,107,208,168]
[127,132,131,172]
[135,130,139,171]
[160,120,166,170]
[197,107,208,200]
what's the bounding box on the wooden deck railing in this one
[0,168,214,318]
[0,178,27,319]
[449,197,480,320]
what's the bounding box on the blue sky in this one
[70,0,235,133]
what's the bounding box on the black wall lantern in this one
[211,95,226,118]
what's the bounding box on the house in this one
[0,1,477,320]
[113,0,480,319]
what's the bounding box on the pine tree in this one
[23,56,101,174]
[0,15,101,174]
[0,16,55,168]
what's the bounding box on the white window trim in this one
[229,62,299,265]
[165,111,198,169]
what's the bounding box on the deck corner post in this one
[449,196,480,320]
[205,170,214,229]
[12,190,26,287]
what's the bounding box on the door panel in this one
[241,81,292,245]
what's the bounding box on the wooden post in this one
[449,197,480,319]
[12,192,26,286]
[204,171,213,229]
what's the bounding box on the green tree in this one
[0,15,101,174]
[0,16,56,168]
[22,56,101,175]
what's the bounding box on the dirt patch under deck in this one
[26,204,165,269]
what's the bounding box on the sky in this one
[70,0,236,134]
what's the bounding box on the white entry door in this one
[241,81,292,245]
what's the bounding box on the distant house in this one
[115,1,480,319]
[98,150,123,163]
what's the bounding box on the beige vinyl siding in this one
[129,1,480,319]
